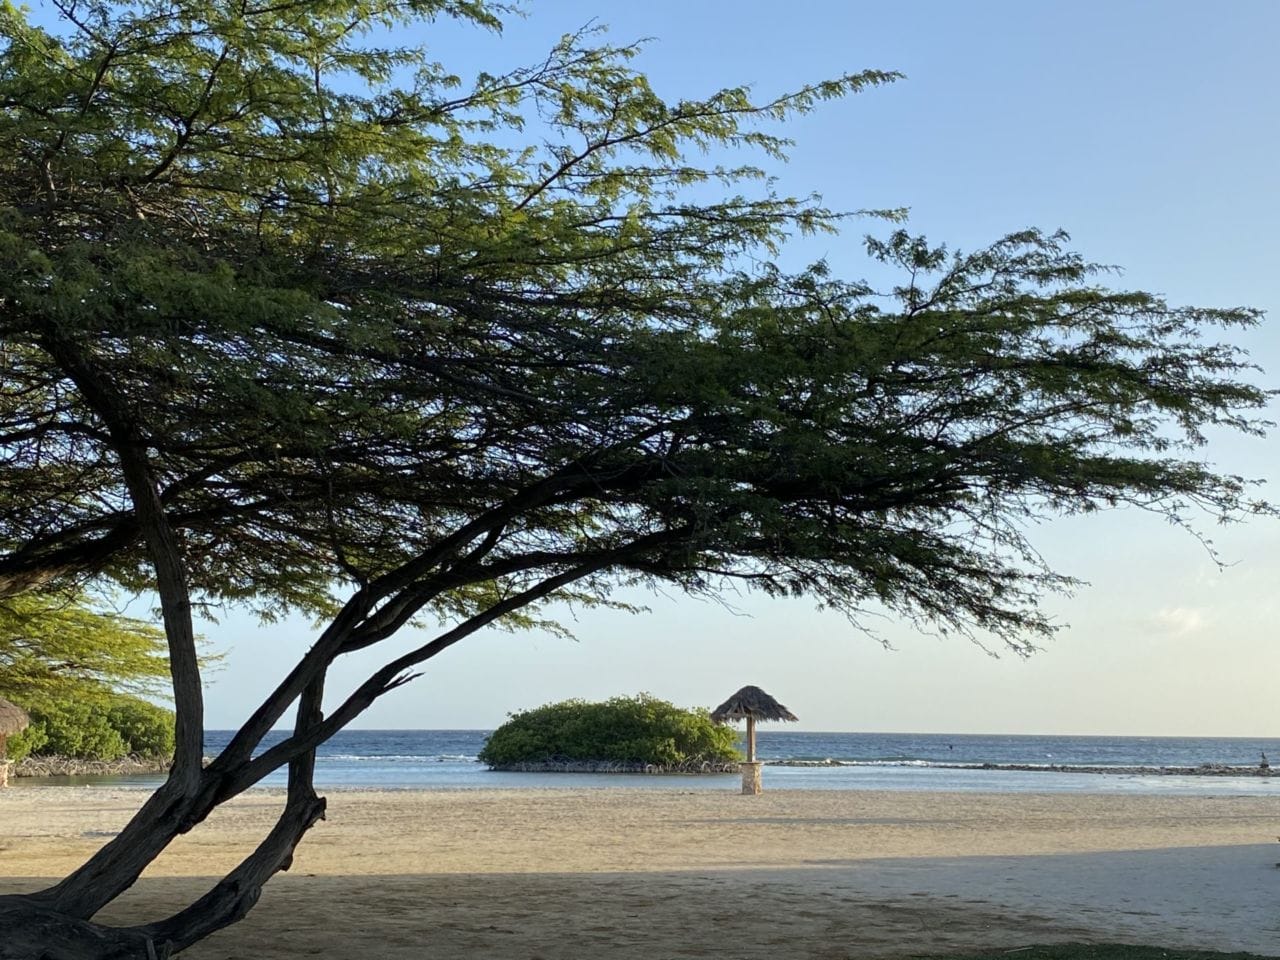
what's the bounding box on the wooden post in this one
[740,760,762,795]
[746,715,756,762]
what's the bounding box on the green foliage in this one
[0,2,1271,946]
[7,692,174,762]
[0,591,174,703]
[0,590,179,761]
[105,696,176,758]
[4,715,46,760]
[0,2,1272,663]
[478,694,741,767]
[8,698,126,761]
[0,0,901,621]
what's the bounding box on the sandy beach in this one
[2,786,1277,958]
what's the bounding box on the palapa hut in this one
[0,696,30,788]
[711,685,797,795]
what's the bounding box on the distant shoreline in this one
[485,759,739,774]
[11,755,170,778]
[487,760,1274,777]
[487,759,1275,777]
[10,755,1272,781]
[768,759,1274,777]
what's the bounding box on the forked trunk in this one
[0,897,175,960]
[0,765,325,958]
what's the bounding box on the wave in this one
[307,755,1270,776]
[765,758,1273,777]
[318,753,480,764]
[767,758,940,767]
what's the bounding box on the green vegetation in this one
[0,0,1273,952]
[928,946,1265,960]
[479,695,740,768]
[0,591,177,762]
[0,591,173,702]
[7,693,175,762]
[0,591,176,762]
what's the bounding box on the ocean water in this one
[31,729,1274,796]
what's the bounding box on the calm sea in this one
[31,729,1274,796]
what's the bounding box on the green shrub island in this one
[479,694,741,770]
[7,694,175,763]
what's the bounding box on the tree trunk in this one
[0,671,331,958]
[138,788,326,952]
[0,897,174,960]
[30,775,216,918]
[0,765,325,959]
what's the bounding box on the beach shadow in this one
[0,872,1093,960]
[5,846,1275,960]
[787,844,1280,954]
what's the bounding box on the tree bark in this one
[137,677,329,952]
[0,897,174,960]
[0,774,326,958]
[137,789,327,952]
[30,777,208,918]
[38,332,205,786]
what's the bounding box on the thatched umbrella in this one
[711,685,798,763]
[0,697,29,788]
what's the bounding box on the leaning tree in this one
[0,0,1273,956]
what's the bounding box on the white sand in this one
[2,786,1277,957]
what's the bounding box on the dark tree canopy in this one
[0,0,1272,955]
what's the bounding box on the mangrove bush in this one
[7,693,176,762]
[479,695,740,767]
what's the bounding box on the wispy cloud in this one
[1148,607,1207,637]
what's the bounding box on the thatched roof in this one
[0,697,29,736]
[710,685,798,724]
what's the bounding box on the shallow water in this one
[13,729,1277,796]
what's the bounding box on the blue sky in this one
[184,1,1280,735]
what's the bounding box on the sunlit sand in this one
[2,786,1277,957]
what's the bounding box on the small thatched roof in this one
[0,697,29,736]
[710,685,798,724]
